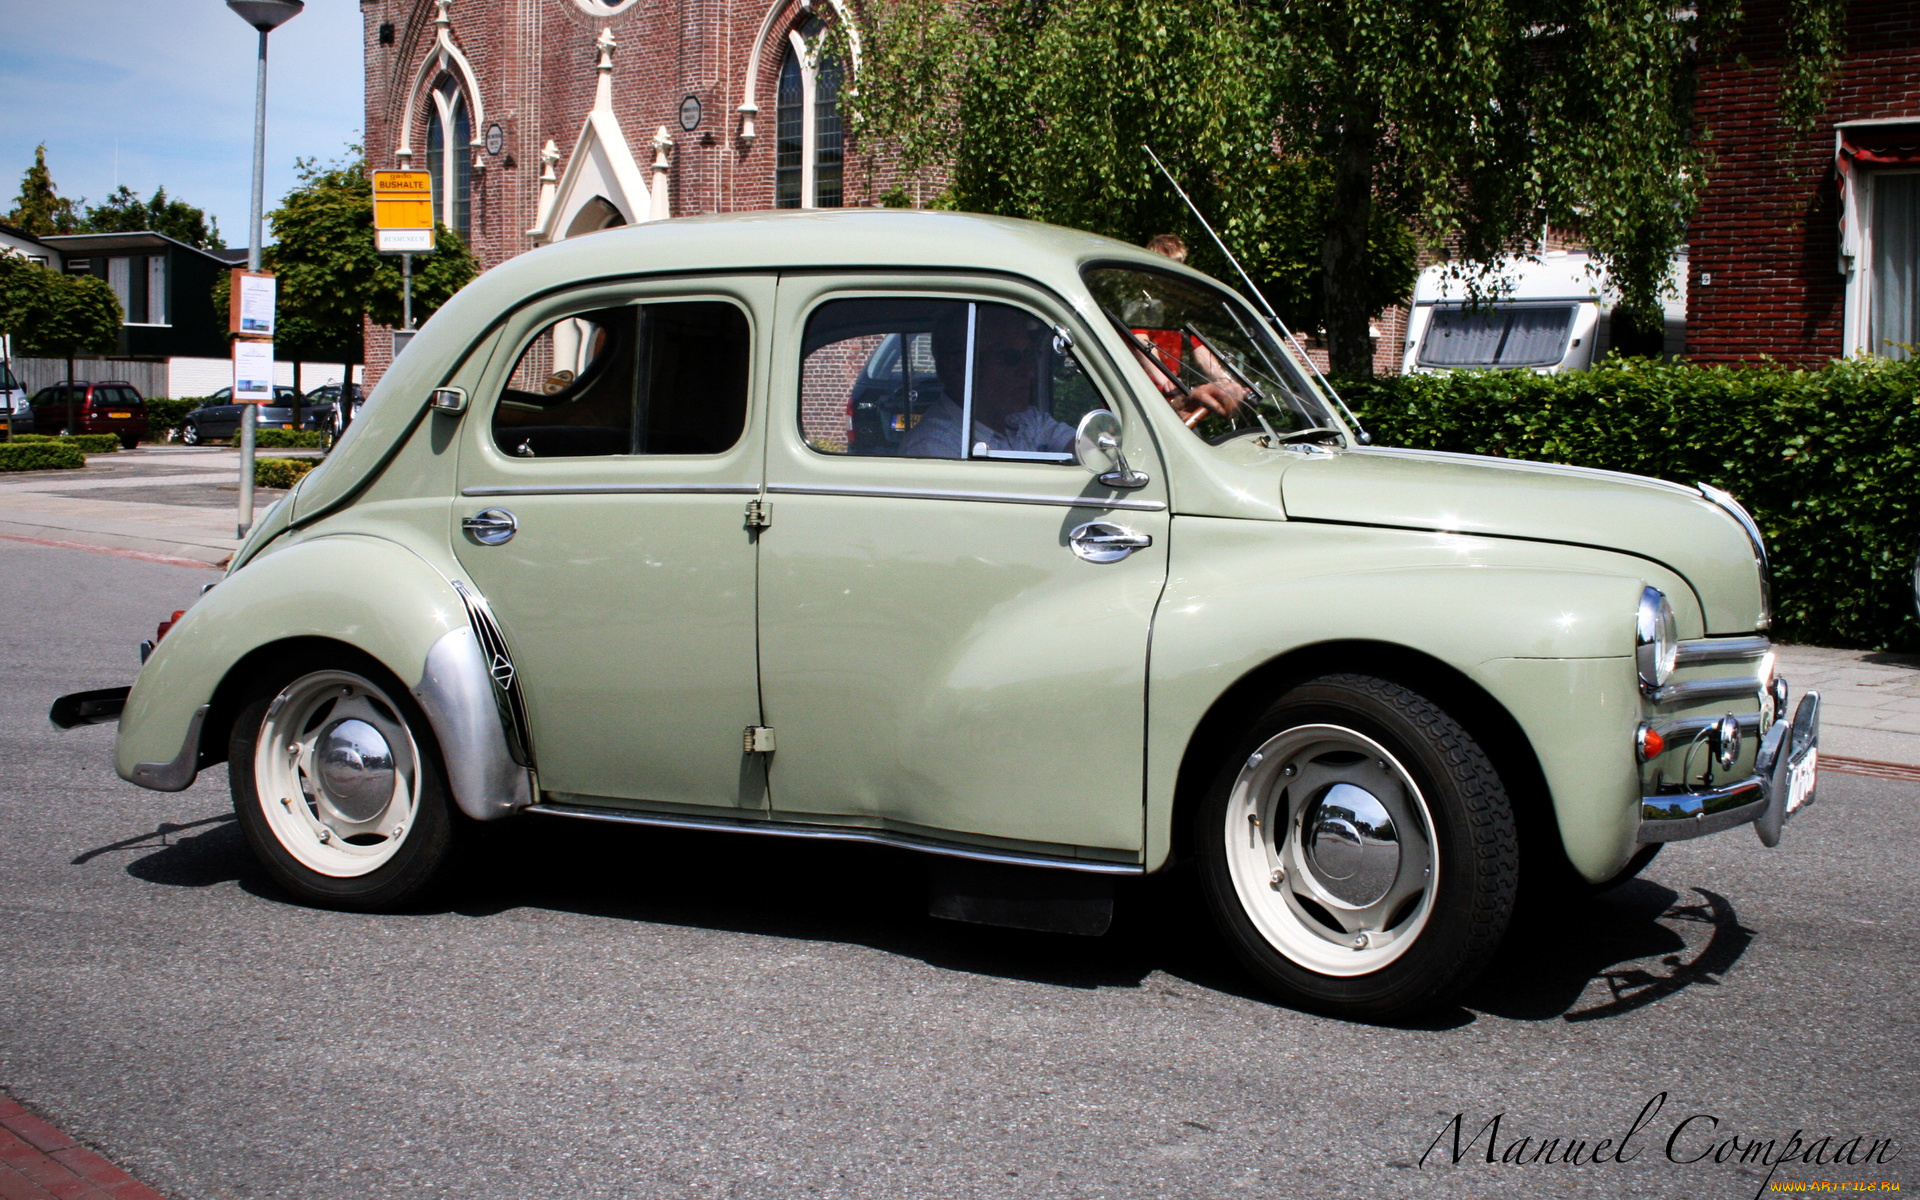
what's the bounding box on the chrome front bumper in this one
[1638,691,1820,846]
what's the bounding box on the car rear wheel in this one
[229,658,457,911]
[118,432,138,450]
[1196,673,1517,1021]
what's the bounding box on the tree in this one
[7,144,80,236]
[16,268,122,430]
[81,185,223,250]
[846,0,1846,375]
[0,252,52,388]
[214,153,479,426]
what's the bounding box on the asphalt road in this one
[2,540,1913,1200]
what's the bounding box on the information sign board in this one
[233,340,275,402]
[229,270,276,338]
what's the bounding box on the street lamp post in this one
[226,0,302,538]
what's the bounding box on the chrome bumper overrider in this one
[1638,692,1820,846]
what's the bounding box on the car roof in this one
[300,210,1237,525]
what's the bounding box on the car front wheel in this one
[180,421,200,446]
[229,659,457,911]
[1197,673,1517,1021]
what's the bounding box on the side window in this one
[493,301,750,458]
[799,297,1105,461]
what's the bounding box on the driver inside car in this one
[900,305,1078,458]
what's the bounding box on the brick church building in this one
[361,0,877,380]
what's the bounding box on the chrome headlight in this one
[1635,586,1678,692]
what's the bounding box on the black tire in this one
[1195,673,1517,1021]
[180,421,200,446]
[118,432,138,450]
[229,653,458,912]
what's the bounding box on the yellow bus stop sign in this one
[372,170,434,231]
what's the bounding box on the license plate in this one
[1785,747,1817,814]
[108,411,131,419]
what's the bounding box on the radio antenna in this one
[1143,145,1370,445]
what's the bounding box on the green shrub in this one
[1340,356,1920,652]
[255,457,319,489]
[11,433,120,453]
[146,397,204,432]
[0,441,85,471]
[255,428,329,449]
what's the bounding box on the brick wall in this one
[1688,0,1920,365]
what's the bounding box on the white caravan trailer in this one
[1401,250,1686,374]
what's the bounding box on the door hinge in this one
[743,725,776,753]
[744,498,771,529]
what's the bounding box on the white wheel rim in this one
[253,670,421,878]
[1224,724,1438,977]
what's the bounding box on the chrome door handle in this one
[462,508,518,545]
[1068,520,1152,563]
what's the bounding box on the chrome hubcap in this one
[315,718,396,824]
[1301,782,1400,907]
[1224,724,1438,976]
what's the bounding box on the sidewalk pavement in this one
[5,445,1918,770]
[0,1091,168,1200]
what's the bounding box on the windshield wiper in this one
[1181,324,1281,445]
[1274,426,1345,445]
[1105,315,1212,426]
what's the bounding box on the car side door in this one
[755,274,1170,859]
[449,275,774,813]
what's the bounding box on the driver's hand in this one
[1174,380,1246,426]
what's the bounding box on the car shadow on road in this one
[90,811,1752,1025]
[1458,880,1753,1023]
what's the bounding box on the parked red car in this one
[28,381,152,448]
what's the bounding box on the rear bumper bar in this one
[49,686,130,729]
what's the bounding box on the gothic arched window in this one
[773,18,843,210]
[426,76,472,235]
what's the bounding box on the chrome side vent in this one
[453,581,534,768]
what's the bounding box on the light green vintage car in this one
[57,211,1821,1020]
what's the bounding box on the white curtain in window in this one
[1870,173,1918,360]
[146,256,167,324]
[1420,306,1573,367]
[106,257,132,320]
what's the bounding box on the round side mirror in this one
[1073,409,1123,474]
[1073,409,1148,489]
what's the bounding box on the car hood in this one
[1278,447,1766,635]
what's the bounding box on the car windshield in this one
[1084,265,1344,445]
[0,362,16,391]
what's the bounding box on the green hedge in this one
[9,433,120,453]
[146,397,204,432]
[255,429,329,449]
[1340,357,1920,652]
[255,457,319,489]
[0,441,85,471]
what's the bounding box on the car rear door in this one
[450,275,775,814]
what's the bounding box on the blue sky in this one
[1,0,365,250]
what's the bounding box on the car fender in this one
[115,533,534,821]
[1146,517,1692,878]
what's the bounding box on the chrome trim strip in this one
[1651,674,1763,706]
[1655,712,1763,746]
[461,484,761,497]
[122,704,209,793]
[1675,635,1771,666]
[766,483,1167,512]
[527,802,1147,875]
[414,626,534,822]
